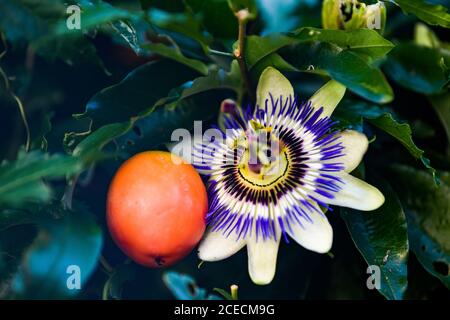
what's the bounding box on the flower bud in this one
[220,98,238,114]
[227,0,257,22]
[322,0,386,34]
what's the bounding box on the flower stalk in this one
[233,9,253,101]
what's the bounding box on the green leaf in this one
[244,34,296,70]
[332,98,388,130]
[186,0,238,39]
[332,100,436,177]
[146,0,239,44]
[54,0,137,35]
[384,42,449,95]
[368,113,436,180]
[408,218,450,289]
[0,0,64,43]
[173,60,242,100]
[291,27,394,61]
[0,200,74,230]
[147,7,212,50]
[0,0,106,68]
[11,211,103,298]
[72,63,239,159]
[249,52,298,80]
[110,20,143,55]
[245,30,394,100]
[142,43,209,75]
[341,179,409,300]
[0,150,83,206]
[280,41,394,103]
[33,33,108,70]
[245,28,394,70]
[111,63,240,154]
[114,86,233,155]
[76,59,200,128]
[388,0,450,28]
[163,271,221,300]
[390,165,450,288]
[72,122,133,165]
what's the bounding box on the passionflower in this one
[192,67,384,285]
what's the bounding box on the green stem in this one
[100,255,114,274]
[62,174,79,210]
[0,31,7,59]
[230,284,239,300]
[102,278,111,300]
[0,65,31,152]
[12,95,31,152]
[1,33,31,152]
[234,12,253,101]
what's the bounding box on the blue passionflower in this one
[193,67,385,285]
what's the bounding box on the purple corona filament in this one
[192,94,345,243]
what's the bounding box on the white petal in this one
[198,230,246,262]
[286,205,333,253]
[256,67,294,116]
[246,229,280,285]
[308,79,346,117]
[338,130,369,173]
[324,173,385,211]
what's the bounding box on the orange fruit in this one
[107,151,208,268]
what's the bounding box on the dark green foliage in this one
[0,0,449,300]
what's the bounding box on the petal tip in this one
[197,230,246,262]
[249,269,275,285]
[246,235,280,286]
[367,187,385,211]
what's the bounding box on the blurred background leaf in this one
[280,41,394,103]
[10,211,103,299]
[387,0,450,28]
[390,165,450,288]
[341,178,409,300]
[0,150,83,206]
[163,271,222,300]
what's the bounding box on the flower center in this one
[237,121,289,187]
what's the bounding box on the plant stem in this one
[234,11,253,101]
[12,94,31,152]
[230,284,239,300]
[62,174,79,210]
[100,255,114,274]
[0,67,31,152]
